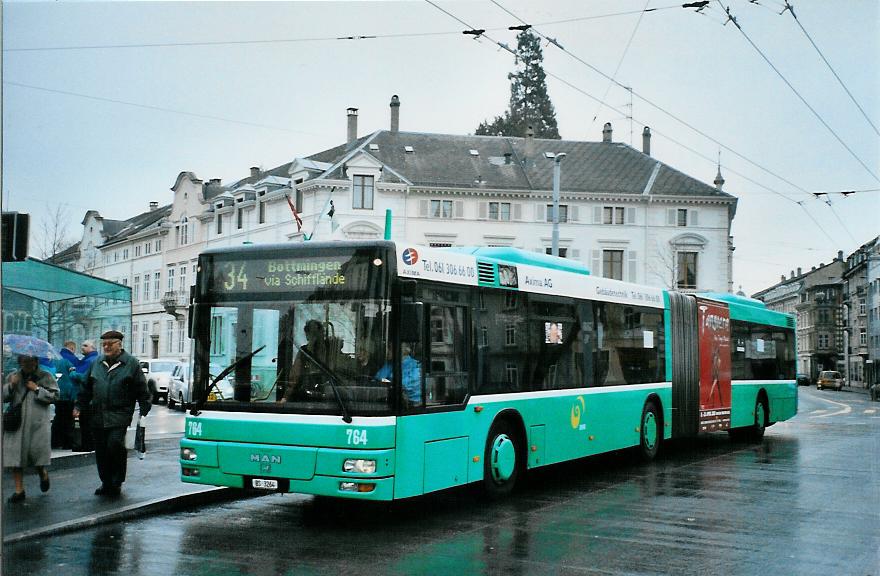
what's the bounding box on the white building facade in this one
[55,99,738,362]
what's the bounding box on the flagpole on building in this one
[306,186,336,241]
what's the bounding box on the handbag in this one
[3,389,29,433]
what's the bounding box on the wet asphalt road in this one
[4,386,878,576]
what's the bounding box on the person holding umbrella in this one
[73,330,151,496]
[3,354,59,503]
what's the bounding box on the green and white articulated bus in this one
[180,241,796,500]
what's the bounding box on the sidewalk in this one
[2,434,242,545]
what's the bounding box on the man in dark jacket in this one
[74,330,151,496]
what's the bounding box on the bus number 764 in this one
[346,429,368,445]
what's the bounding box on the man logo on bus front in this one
[402,248,419,266]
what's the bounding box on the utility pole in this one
[549,152,566,256]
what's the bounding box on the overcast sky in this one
[3,0,878,295]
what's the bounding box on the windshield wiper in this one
[295,345,352,423]
[190,345,266,416]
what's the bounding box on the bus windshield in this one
[192,244,396,417]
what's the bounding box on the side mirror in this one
[399,302,423,343]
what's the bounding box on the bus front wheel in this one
[638,401,662,462]
[483,419,520,498]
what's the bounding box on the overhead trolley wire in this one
[428,0,844,245]
[714,1,879,182]
[3,80,323,137]
[484,0,827,203]
[779,0,880,137]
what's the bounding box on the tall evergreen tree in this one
[476,31,560,139]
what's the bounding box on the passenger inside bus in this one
[375,343,422,404]
[280,319,335,402]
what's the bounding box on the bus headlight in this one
[181,447,198,461]
[343,459,376,474]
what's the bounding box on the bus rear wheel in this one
[483,419,520,498]
[748,398,767,442]
[638,401,662,462]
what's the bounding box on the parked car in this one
[207,362,235,402]
[816,370,844,391]
[167,363,190,411]
[140,358,184,403]
[796,373,811,386]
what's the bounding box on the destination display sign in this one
[207,255,372,295]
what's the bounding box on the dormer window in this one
[369,144,379,151]
[404,146,414,154]
[353,175,374,210]
[469,149,479,156]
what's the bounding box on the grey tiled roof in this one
[102,205,171,247]
[307,131,733,199]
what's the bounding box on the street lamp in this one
[546,152,567,257]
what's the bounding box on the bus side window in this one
[425,304,468,406]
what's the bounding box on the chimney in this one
[602,122,612,143]
[797,267,802,276]
[811,266,816,272]
[781,275,786,282]
[790,270,795,279]
[390,95,400,133]
[524,125,535,163]
[250,167,259,179]
[149,201,159,211]
[503,152,512,165]
[210,178,221,184]
[642,126,651,155]
[347,107,358,144]
[836,250,843,261]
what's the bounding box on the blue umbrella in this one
[2,334,61,361]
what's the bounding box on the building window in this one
[123,248,129,260]
[430,200,453,219]
[505,363,519,387]
[603,250,624,280]
[677,209,688,226]
[132,323,139,353]
[141,321,149,355]
[545,247,569,258]
[859,299,866,315]
[156,239,162,252]
[353,175,374,209]
[603,206,625,225]
[179,265,187,292]
[546,204,568,222]
[177,321,186,354]
[295,189,303,212]
[505,322,516,346]
[133,276,140,302]
[134,245,141,257]
[236,209,244,230]
[258,201,266,224]
[489,202,511,221]
[216,214,223,234]
[860,328,867,346]
[676,251,698,289]
[167,267,175,292]
[153,272,161,301]
[145,241,152,255]
[143,275,151,302]
[176,218,189,246]
[166,320,174,354]
[818,334,829,349]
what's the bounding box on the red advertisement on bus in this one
[698,300,731,432]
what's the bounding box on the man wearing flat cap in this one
[74,330,151,496]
